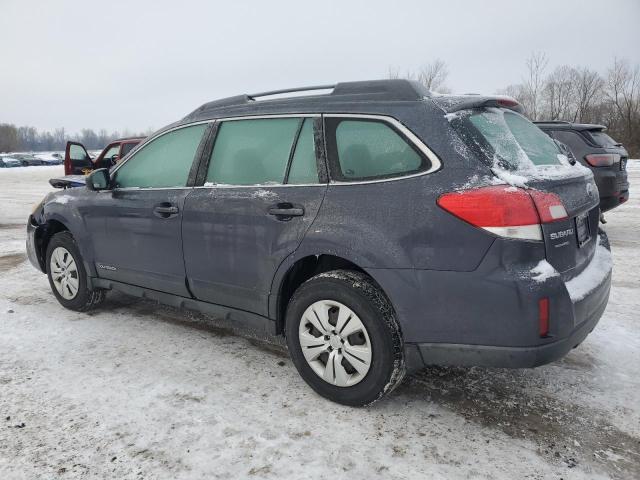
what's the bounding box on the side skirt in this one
[92,277,276,335]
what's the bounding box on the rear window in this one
[460,109,564,170]
[587,130,619,148]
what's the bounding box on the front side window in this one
[325,118,426,181]
[206,118,304,185]
[69,144,90,161]
[114,124,206,188]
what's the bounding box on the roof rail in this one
[247,84,335,100]
[185,79,430,120]
[533,120,571,124]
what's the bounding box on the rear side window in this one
[206,117,320,186]
[114,124,206,188]
[287,119,319,184]
[325,118,427,181]
[550,130,583,151]
[120,142,138,157]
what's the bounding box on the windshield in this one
[461,109,564,170]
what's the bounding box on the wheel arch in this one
[270,253,394,336]
[36,218,71,272]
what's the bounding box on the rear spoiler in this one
[434,95,525,115]
[49,175,86,189]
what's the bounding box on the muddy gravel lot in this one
[1,165,639,479]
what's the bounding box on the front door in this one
[64,141,92,175]
[92,123,209,296]
[182,116,327,316]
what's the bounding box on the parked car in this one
[0,156,22,168]
[27,80,612,406]
[11,153,45,166]
[35,152,64,165]
[535,121,629,213]
[64,137,144,175]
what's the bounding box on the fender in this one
[42,197,99,278]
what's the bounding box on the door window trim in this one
[107,113,441,190]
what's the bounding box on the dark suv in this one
[535,121,629,212]
[26,80,612,406]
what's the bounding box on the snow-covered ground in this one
[0,164,638,479]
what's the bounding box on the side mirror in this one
[86,168,110,191]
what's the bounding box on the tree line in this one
[0,125,153,153]
[392,55,640,156]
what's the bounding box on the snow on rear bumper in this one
[564,235,612,303]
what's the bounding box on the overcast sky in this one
[1,0,639,134]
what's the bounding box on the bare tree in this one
[606,58,640,147]
[0,124,20,152]
[543,65,576,120]
[523,52,549,120]
[417,59,450,93]
[387,66,401,80]
[387,59,450,93]
[573,67,604,123]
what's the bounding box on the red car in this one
[64,137,144,175]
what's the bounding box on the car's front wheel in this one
[46,231,105,311]
[285,270,405,406]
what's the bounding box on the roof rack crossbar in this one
[247,84,336,100]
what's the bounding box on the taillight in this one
[437,186,567,241]
[584,153,619,167]
[528,190,568,223]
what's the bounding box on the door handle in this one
[268,204,304,217]
[153,204,179,217]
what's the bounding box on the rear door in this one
[64,141,92,175]
[182,116,327,316]
[92,123,209,295]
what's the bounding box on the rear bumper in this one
[407,269,610,369]
[593,167,629,212]
[600,190,629,212]
[368,234,612,372]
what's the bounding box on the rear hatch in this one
[446,105,600,281]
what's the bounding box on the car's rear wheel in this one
[46,231,105,311]
[285,270,405,406]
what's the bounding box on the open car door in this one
[64,141,93,175]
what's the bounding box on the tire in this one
[285,270,405,406]
[46,231,105,311]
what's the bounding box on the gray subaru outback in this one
[27,80,612,406]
